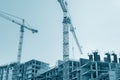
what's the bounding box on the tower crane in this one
[0,11,38,64]
[58,0,83,61]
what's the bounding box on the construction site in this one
[36,52,120,80]
[0,0,120,80]
[1,52,120,80]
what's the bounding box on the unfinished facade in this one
[1,52,120,80]
[0,59,49,80]
[36,60,80,80]
[0,63,17,80]
[36,52,120,80]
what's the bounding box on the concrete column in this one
[95,62,98,78]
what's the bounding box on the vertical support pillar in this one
[90,63,93,79]
[95,62,98,79]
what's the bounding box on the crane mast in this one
[58,0,83,61]
[17,20,24,64]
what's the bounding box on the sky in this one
[0,0,120,66]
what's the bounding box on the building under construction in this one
[0,59,49,80]
[35,52,120,80]
[1,52,120,80]
[1,0,120,80]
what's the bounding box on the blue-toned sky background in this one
[0,0,120,66]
